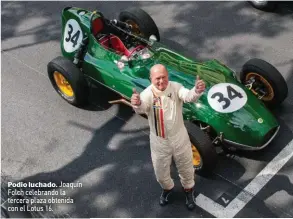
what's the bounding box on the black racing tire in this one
[248,1,277,11]
[184,121,218,175]
[119,8,160,41]
[47,56,89,107]
[240,58,288,107]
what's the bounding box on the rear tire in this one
[119,8,160,41]
[240,58,288,107]
[47,56,89,107]
[184,121,218,175]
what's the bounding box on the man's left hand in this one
[195,75,206,94]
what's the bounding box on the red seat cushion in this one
[92,18,104,36]
[99,35,130,56]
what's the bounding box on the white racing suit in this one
[134,81,202,190]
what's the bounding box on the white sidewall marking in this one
[63,19,83,53]
[207,83,247,113]
[195,138,293,217]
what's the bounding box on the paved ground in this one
[1,1,293,218]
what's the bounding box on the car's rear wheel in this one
[184,121,218,175]
[240,58,288,107]
[119,8,160,41]
[47,56,89,106]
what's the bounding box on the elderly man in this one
[131,64,205,210]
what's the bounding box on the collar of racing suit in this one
[151,82,171,97]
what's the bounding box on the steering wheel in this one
[127,45,145,58]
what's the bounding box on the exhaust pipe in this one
[108,98,132,107]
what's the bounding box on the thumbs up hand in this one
[195,75,206,94]
[131,88,141,106]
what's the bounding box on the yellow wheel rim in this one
[53,71,74,97]
[246,72,274,101]
[192,144,202,168]
[125,20,144,37]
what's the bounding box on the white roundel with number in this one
[207,83,247,113]
[63,19,83,53]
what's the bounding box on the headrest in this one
[92,18,104,35]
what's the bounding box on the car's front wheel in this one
[184,121,218,175]
[47,56,89,106]
[240,58,288,107]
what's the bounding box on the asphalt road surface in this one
[2,1,293,218]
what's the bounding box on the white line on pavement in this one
[2,51,46,77]
[196,138,293,218]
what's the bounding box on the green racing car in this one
[47,7,288,174]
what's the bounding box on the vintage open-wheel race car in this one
[47,7,288,174]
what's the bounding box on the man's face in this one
[150,66,169,91]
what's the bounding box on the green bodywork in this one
[60,7,279,148]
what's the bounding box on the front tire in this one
[184,121,218,175]
[47,56,89,107]
[119,8,160,41]
[240,58,288,107]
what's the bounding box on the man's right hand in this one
[131,88,141,106]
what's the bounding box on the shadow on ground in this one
[2,1,292,67]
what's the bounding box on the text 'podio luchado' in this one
[8,182,58,188]
[59,181,82,189]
